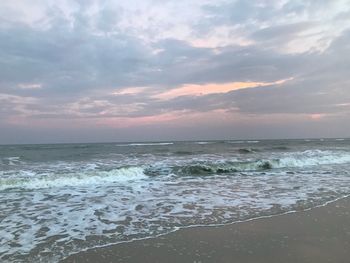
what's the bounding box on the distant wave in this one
[237,148,257,154]
[194,141,215,145]
[226,140,260,144]
[270,146,290,151]
[116,142,174,147]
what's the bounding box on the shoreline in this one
[61,196,350,263]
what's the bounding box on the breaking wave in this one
[150,150,350,176]
[2,150,350,190]
[0,167,146,190]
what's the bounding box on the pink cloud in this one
[309,113,327,120]
[153,78,293,100]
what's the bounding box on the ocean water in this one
[1,139,350,262]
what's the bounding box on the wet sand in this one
[62,197,350,263]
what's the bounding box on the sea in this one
[1,139,350,262]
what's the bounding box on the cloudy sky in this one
[1,0,350,143]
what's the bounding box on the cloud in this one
[251,22,314,42]
[200,0,350,52]
[0,0,350,143]
[153,79,291,100]
[17,83,42,90]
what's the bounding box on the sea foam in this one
[0,167,146,190]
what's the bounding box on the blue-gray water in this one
[1,139,350,262]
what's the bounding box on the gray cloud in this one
[0,15,151,94]
[251,22,314,42]
[0,0,350,143]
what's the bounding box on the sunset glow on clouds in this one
[0,0,350,143]
[153,79,293,100]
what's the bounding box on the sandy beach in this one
[61,197,350,263]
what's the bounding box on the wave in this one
[3,151,350,190]
[270,146,290,151]
[238,148,257,154]
[174,151,193,155]
[116,142,174,147]
[194,142,215,145]
[173,161,273,175]
[227,140,260,144]
[146,150,350,176]
[1,156,22,166]
[0,167,146,190]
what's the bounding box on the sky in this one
[0,0,350,144]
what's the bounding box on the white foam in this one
[116,142,174,146]
[0,167,146,190]
[276,150,350,168]
[194,142,214,145]
[246,140,260,143]
[2,156,22,165]
[226,141,245,144]
[226,140,260,144]
[2,166,350,262]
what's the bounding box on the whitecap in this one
[0,167,146,190]
[116,142,174,147]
